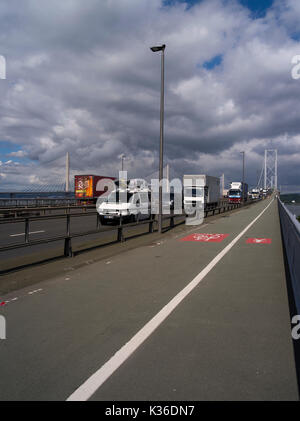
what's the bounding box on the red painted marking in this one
[180,233,229,242]
[246,238,272,244]
[0,302,6,306]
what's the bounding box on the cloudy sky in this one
[0,0,300,192]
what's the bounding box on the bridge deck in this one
[0,197,298,400]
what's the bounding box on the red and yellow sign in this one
[75,176,93,198]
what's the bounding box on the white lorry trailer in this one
[183,175,220,210]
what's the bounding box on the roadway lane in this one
[0,214,119,271]
[0,213,183,272]
[0,213,100,246]
[0,197,298,400]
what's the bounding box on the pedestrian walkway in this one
[0,197,298,400]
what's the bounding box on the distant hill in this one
[280,193,300,203]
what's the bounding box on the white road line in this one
[67,199,274,401]
[28,289,43,295]
[3,297,18,304]
[10,231,45,237]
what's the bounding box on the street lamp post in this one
[121,154,126,172]
[150,44,166,234]
[240,151,245,203]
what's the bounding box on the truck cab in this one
[228,188,242,203]
[228,182,248,204]
[250,189,260,200]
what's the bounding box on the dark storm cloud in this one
[1,0,300,190]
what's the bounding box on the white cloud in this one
[0,0,300,190]
[7,150,27,157]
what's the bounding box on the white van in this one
[97,187,151,224]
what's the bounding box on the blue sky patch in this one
[291,32,300,42]
[163,0,200,9]
[239,0,273,18]
[203,54,223,70]
[0,141,27,163]
[163,0,274,17]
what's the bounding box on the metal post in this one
[170,209,174,228]
[151,44,166,234]
[274,149,278,191]
[121,154,126,172]
[158,46,165,234]
[241,151,245,204]
[66,214,71,236]
[64,214,72,257]
[25,218,29,244]
[264,149,267,190]
[66,152,70,193]
[149,214,154,233]
[118,214,124,242]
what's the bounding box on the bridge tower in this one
[264,149,277,190]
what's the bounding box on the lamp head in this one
[150,44,166,52]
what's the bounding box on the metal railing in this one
[0,198,77,208]
[204,203,239,217]
[0,200,247,273]
[278,199,300,314]
[0,202,240,251]
[0,211,185,273]
[0,204,95,219]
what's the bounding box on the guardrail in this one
[0,198,77,208]
[0,201,246,273]
[0,211,186,273]
[0,201,237,218]
[0,204,95,218]
[278,199,300,314]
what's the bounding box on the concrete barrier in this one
[278,199,300,313]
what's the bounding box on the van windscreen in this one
[107,191,134,203]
